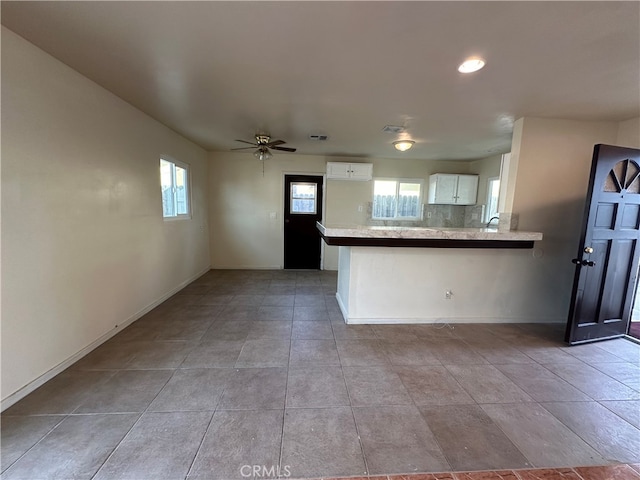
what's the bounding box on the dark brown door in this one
[284,175,323,269]
[566,144,640,344]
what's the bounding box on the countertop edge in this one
[316,222,543,243]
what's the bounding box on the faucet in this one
[486,216,500,227]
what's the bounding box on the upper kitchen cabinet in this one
[327,162,373,181]
[428,173,478,205]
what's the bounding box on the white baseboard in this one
[210,264,282,270]
[344,316,565,325]
[335,293,349,322]
[1,266,211,412]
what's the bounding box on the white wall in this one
[208,152,327,269]
[1,27,210,407]
[617,117,640,148]
[469,154,502,210]
[209,153,476,270]
[506,117,618,321]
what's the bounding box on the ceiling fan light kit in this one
[232,134,297,161]
[254,147,272,161]
[393,140,415,152]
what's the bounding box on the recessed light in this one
[458,57,485,73]
[393,140,415,152]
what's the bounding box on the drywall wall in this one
[507,117,618,322]
[208,153,476,270]
[469,154,502,211]
[208,152,327,269]
[617,117,640,148]
[1,27,210,407]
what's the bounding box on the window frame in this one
[372,177,424,221]
[160,156,192,220]
[484,176,500,223]
[289,181,318,215]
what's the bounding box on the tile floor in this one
[2,269,640,480]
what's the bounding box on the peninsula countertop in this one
[316,223,543,249]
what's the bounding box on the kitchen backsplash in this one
[366,203,486,228]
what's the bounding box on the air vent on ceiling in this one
[309,134,329,141]
[382,125,406,134]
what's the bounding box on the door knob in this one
[584,246,594,254]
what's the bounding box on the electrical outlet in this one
[358,205,363,212]
[427,212,432,218]
[445,290,453,299]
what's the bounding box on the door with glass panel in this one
[566,144,640,344]
[284,175,324,269]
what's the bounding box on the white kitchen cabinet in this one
[428,174,478,205]
[327,162,373,181]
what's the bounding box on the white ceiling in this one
[2,1,639,160]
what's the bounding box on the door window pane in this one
[291,182,317,214]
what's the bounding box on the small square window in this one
[290,182,317,214]
[373,179,422,219]
[160,158,190,219]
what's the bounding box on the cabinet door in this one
[349,163,373,181]
[326,162,351,179]
[433,174,458,204]
[455,175,478,204]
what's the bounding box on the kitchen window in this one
[372,179,423,220]
[160,157,190,219]
[485,176,500,222]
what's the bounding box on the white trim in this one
[210,264,282,270]
[160,156,192,220]
[335,292,349,321]
[344,316,566,325]
[1,266,211,412]
[371,177,424,221]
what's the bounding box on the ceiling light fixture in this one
[254,147,272,161]
[393,140,415,152]
[458,57,486,73]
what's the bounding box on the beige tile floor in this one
[2,269,640,480]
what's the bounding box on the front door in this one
[284,175,323,269]
[566,144,640,344]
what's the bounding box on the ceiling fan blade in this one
[271,146,297,152]
[265,139,285,147]
[230,146,256,151]
[234,139,258,146]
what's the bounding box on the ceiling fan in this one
[232,134,297,161]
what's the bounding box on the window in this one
[372,179,423,219]
[290,182,317,214]
[485,176,500,222]
[160,158,190,218]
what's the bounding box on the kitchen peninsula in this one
[317,223,544,325]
